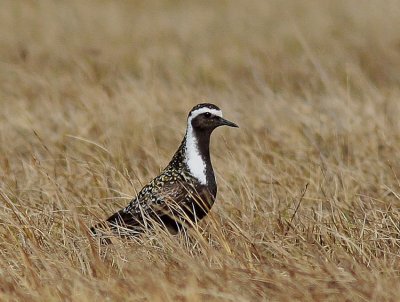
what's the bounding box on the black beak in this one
[218,117,239,128]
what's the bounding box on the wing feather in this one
[105,177,196,230]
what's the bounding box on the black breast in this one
[158,180,217,233]
[184,182,217,222]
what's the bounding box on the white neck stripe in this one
[184,107,222,184]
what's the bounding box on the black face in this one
[191,112,239,131]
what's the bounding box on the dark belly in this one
[160,186,216,233]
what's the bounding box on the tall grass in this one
[1,0,400,300]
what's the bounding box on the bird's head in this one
[187,103,238,132]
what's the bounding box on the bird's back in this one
[104,163,217,234]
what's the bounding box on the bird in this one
[91,103,238,238]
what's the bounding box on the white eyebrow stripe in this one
[188,108,222,121]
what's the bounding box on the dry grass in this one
[1,0,400,301]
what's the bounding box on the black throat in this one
[190,128,217,194]
[168,125,218,197]
[194,128,212,171]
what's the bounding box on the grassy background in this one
[1,0,400,301]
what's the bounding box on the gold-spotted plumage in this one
[91,103,238,238]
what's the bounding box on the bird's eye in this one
[204,112,211,118]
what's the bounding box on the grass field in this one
[1,0,400,301]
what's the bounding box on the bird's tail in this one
[89,222,113,245]
[90,210,143,244]
[89,225,99,236]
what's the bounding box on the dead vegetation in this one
[1,0,400,301]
